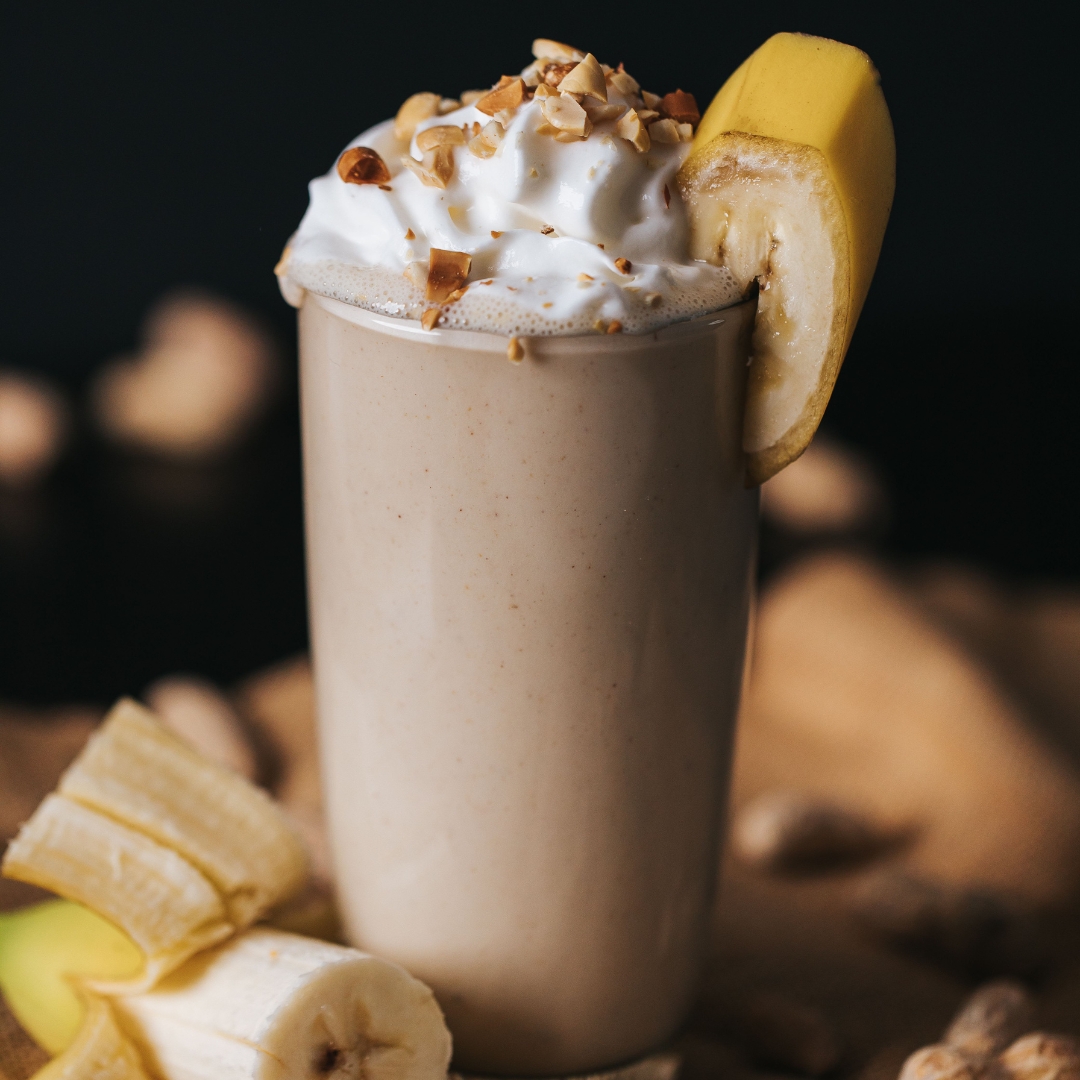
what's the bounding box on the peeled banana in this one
[678,32,895,485]
[31,996,150,1080]
[2,698,308,993]
[111,928,452,1080]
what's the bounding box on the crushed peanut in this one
[438,97,461,114]
[379,184,393,191]
[533,82,558,100]
[578,273,594,282]
[405,228,415,240]
[540,225,555,235]
[677,122,694,142]
[607,320,623,334]
[615,258,632,275]
[426,248,472,303]
[644,292,662,307]
[557,53,607,102]
[395,92,441,142]
[404,261,428,289]
[608,66,640,96]
[337,146,392,185]
[491,230,503,238]
[648,119,681,143]
[401,146,455,188]
[641,90,663,111]
[615,109,650,152]
[531,39,585,63]
[421,308,442,331]
[460,89,487,106]
[542,62,577,88]
[635,109,660,125]
[507,336,525,363]
[467,120,504,159]
[541,93,592,137]
[416,125,467,151]
[584,102,625,123]
[659,89,700,126]
[475,77,527,117]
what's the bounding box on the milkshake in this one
[279,33,894,1076]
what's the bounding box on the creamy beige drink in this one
[281,38,758,1077]
[299,294,755,1074]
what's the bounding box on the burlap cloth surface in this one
[4,583,1080,1080]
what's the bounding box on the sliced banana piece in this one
[58,697,308,927]
[111,928,453,1080]
[678,33,894,485]
[1,794,232,992]
[33,995,150,1080]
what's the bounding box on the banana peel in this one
[679,33,895,484]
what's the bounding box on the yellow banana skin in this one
[0,900,142,1055]
[683,33,895,484]
[694,32,895,349]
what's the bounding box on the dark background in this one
[1,0,1077,704]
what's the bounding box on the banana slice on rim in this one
[678,33,895,484]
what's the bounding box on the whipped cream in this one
[280,52,741,335]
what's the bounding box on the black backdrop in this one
[1,0,1077,701]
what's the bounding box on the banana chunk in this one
[58,698,308,927]
[33,995,150,1080]
[111,928,453,1080]
[678,33,895,485]
[1,794,232,991]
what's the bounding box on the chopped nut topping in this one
[659,90,700,126]
[553,130,585,143]
[541,93,592,137]
[593,319,607,332]
[584,102,625,123]
[426,248,472,303]
[401,146,455,188]
[578,273,594,281]
[491,230,503,238]
[542,62,577,88]
[663,184,671,207]
[648,118,681,143]
[644,292,662,307]
[467,120,504,159]
[533,82,558,100]
[404,261,428,289]
[507,336,525,363]
[540,225,555,235]
[337,146,392,185]
[607,320,623,334]
[379,184,393,191]
[615,109,650,152]
[532,38,585,63]
[421,308,442,331]
[438,97,461,114]
[557,53,607,102]
[475,77,527,116]
[608,68,640,96]
[416,125,467,151]
[641,90,663,111]
[460,89,487,106]
[614,258,632,275]
[677,122,694,142]
[394,92,441,142]
[493,108,518,127]
[636,109,660,125]
[445,286,469,303]
[405,228,415,240]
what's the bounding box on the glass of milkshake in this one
[279,42,757,1077]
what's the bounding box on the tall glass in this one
[299,292,757,1076]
